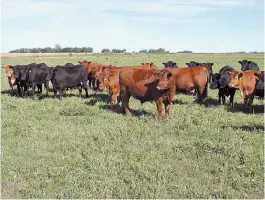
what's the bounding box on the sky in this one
[1,0,264,53]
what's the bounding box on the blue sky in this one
[1,0,264,53]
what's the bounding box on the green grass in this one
[1,53,264,199]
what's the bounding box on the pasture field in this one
[1,53,264,198]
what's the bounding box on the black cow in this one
[46,64,88,101]
[163,61,178,68]
[64,63,75,67]
[21,63,49,98]
[210,66,236,106]
[255,71,264,97]
[238,60,259,71]
[186,61,203,67]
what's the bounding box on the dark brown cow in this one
[119,67,175,120]
[156,67,209,103]
[227,70,263,113]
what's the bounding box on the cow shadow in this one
[99,104,154,117]
[203,97,220,107]
[85,93,111,106]
[221,125,264,132]
[172,99,188,105]
[227,103,264,114]
[1,89,15,96]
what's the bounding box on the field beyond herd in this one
[1,53,264,198]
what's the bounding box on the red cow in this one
[227,70,263,113]
[2,65,16,91]
[97,62,159,104]
[78,60,111,90]
[119,67,175,120]
[156,66,209,103]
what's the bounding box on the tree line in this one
[9,45,262,54]
[9,45,181,54]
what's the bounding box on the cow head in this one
[227,71,243,88]
[155,69,173,90]
[98,71,113,90]
[186,61,201,67]
[46,67,56,81]
[163,61,178,68]
[238,60,249,71]
[2,65,14,77]
[141,62,158,70]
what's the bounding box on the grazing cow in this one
[238,60,259,71]
[156,66,209,103]
[227,70,264,113]
[46,64,88,101]
[163,61,178,68]
[210,66,236,106]
[119,68,175,120]
[21,63,49,98]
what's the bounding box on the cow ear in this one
[2,66,6,69]
[150,62,153,66]
[141,63,145,65]
[163,62,167,66]
[238,72,243,78]
[195,63,200,66]
[210,63,214,66]
[78,61,81,64]
[247,61,252,64]
[238,61,242,64]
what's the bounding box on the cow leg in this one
[58,89,64,101]
[229,88,236,106]
[218,88,222,104]
[163,99,171,120]
[247,93,255,113]
[82,80,89,98]
[120,86,132,116]
[45,81,49,96]
[78,85,82,97]
[156,98,163,120]
[16,84,21,96]
[195,84,207,103]
[31,84,36,99]
[111,88,119,104]
[222,95,226,105]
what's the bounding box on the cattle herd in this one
[2,59,264,119]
